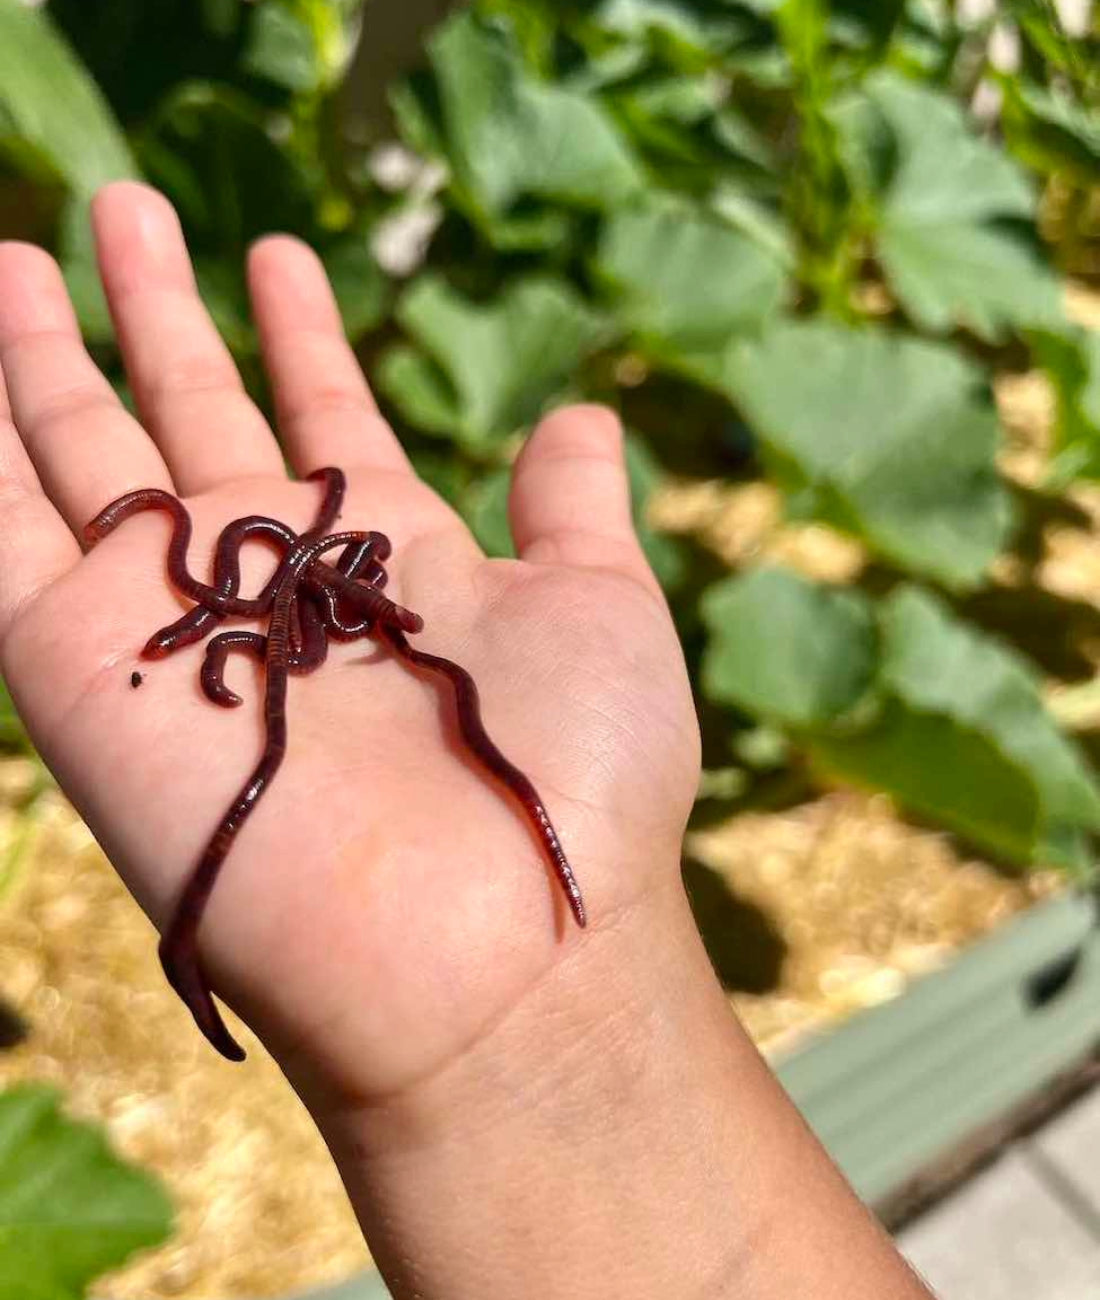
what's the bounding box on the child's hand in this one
[0,182,700,1105]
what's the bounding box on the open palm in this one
[0,184,700,1105]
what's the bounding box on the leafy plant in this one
[376,0,1100,876]
[1,0,1099,883]
[0,1085,173,1298]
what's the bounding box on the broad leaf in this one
[138,82,316,252]
[321,235,389,341]
[878,218,1063,340]
[243,0,364,95]
[0,1086,173,1299]
[424,11,644,218]
[0,0,136,333]
[701,567,877,727]
[817,587,1100,871]
[244,3,323,93]
[377,275,605,449]
[462,468,516,558]
[602,73,777,194]
[815,700,1045,866]
[711,186,797,268]
[0,0,137,198]
[863,73,1034,223]
[879,588,1100,832]
[591,0,759,64]
[835,73,1061,340]
[1001,80,1100,186]
[596,197,788,352]
[702,572,1100,871]
[711,319,1013,588]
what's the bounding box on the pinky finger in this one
[0,367,80,649]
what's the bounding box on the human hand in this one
[0,182,701,1107]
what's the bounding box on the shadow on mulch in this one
[682,856,787,996]
[0,997,28,1050]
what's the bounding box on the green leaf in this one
[1002,80,1100,186]
[701,567,877,727]
[814,700,1045,865]
[883,588,1100,828]
[193,258,258,357]
[408,449,471,509]
[596,197,788,352]
[0,1086,173,1299]
[591,0,757,64]
[321,235,388,341]
[835,72,1059,340]
[702,572,1100,871]
[711,187,797,269]
[57,198,114,346]
[623,433,687,591]
[0,0,137,199]
[377,346,464,437]
[595,0,724,47]
[816,587,1100,870]
[1032,325,1100,483]
[463,468,516,557]
[878,219,1063,339]
[243,0,363,95]
[0,676,28,753]
[713,319,1013,589]
[244,3,322,93]
[378,275,605,450]
[424,11,644,218]
[862,72,1035,223]
[137,83,315,253]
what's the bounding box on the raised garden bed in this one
[0,760,1079,1300]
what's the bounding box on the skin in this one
[90,468,585,1061]
[0,183,935,1300]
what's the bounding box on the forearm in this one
[314,878,934,1300]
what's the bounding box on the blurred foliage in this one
[1,0,1099,879]
[0,1085,173,1298]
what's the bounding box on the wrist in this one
[321,872,723,1143]
[315,876,767,1298]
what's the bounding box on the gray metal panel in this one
[776,893,1100,1203]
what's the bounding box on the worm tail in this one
[158,932,246,1063]
[382,627,587,930]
